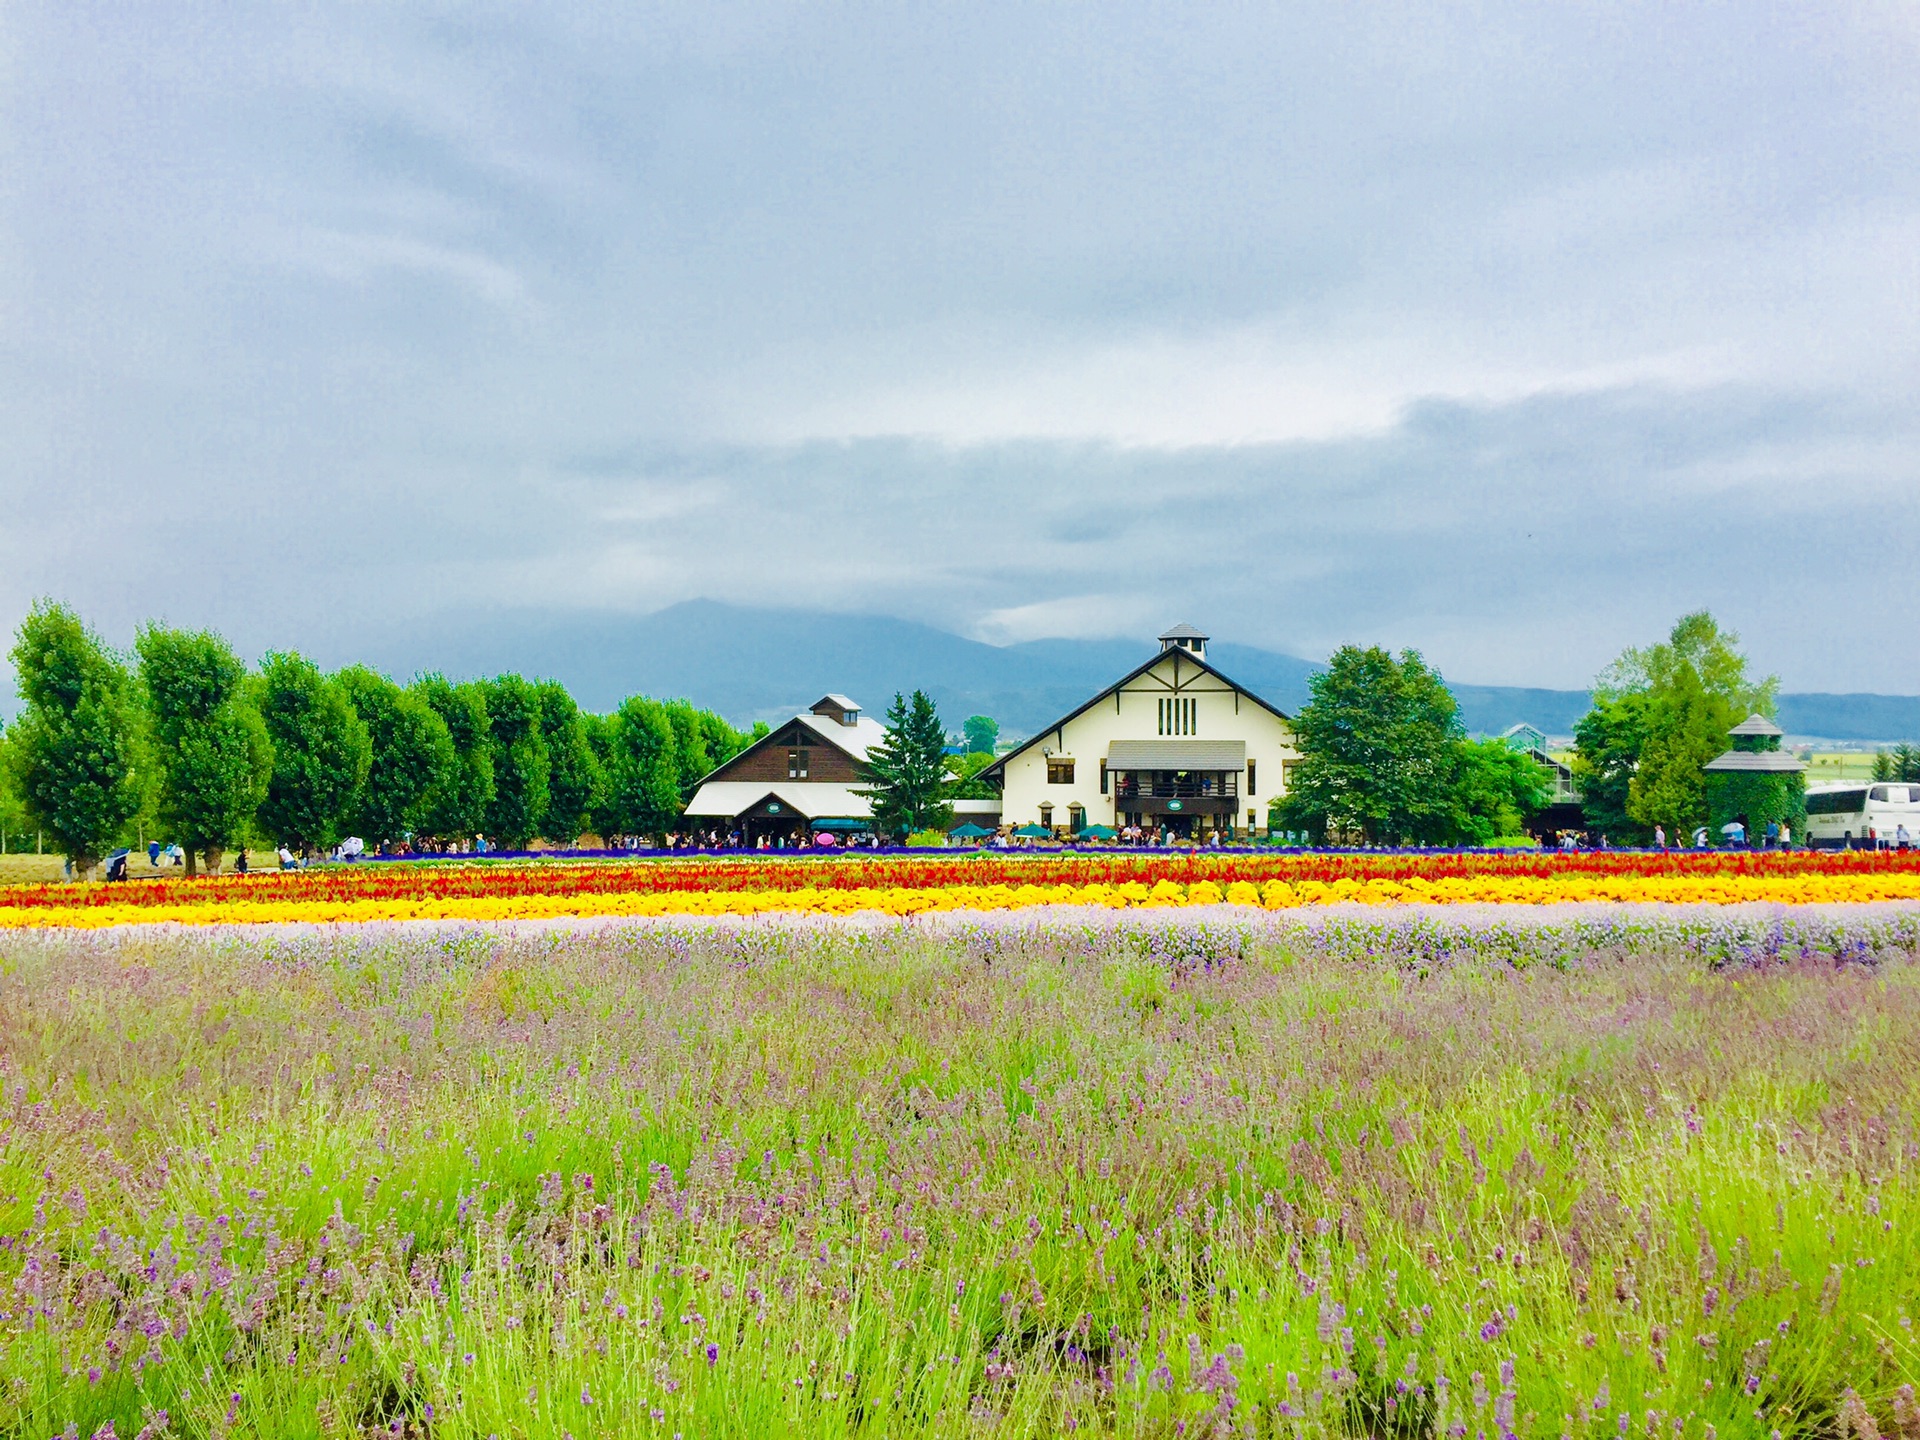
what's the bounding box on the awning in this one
[1106,740,1247,771]
[810,818,868,832]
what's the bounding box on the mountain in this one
[329,600,1920,743]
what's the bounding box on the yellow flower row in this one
[5,872,1920,928]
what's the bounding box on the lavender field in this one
[3,908,1919,1438]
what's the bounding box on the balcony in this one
[1111,770,1240,801]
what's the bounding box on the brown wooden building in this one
[682,694,887,843]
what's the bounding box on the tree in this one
[534,680,601,845]
[1571,694,1655,842]
[136,624,272,873]
[1275,647,1461,845]
[858,690,953,837]
[1572,612,1776,842]
[1899,744,1920,783]
[411,675,494,848]
[478,675,549,848]
[1449,738,1557,846]
[660,699,715,800]
[947,749,1000,799]
[1626,662,1729,835]
[591,696,682,840]
[254,652,371,855]
[3,602,144,875]
[338,667,455,849]
[963,715,1000,755]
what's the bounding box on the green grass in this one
[0,920,1915,1436]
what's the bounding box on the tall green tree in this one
[696,708,755,776]
[858,690,952,837]
[136,625,272,873]
[591,696,682,840]
[534,680,601,844]
[478,675,549,848]
[1449,738,1557,846]
[3,602,145,875]
[1572,612,1776,839]
[1275,646,1461,845]
[411,675,495,847]
[254,652,371,855]
[963,715,1000,755]
[338,667,456,848]
[1571,693,1655,842]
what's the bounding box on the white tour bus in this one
[1803,782,1920,849]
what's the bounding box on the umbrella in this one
[1077,824,1118,839]
[1013,824,1053,839]
[1719,822,1745,835]
[949,823,992,839]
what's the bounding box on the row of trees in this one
[1272,646,1557,844]
[0,603,758,873]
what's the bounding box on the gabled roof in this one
[1158,623,1208,642]
[691,703,890,789]
[976,648,1291,785]
[813,694,860,713]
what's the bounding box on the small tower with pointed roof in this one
[1704,714,1806,845]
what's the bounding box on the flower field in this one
[5,850,1920,927]
[1,910,1917,1437]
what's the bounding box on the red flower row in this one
[5,848,1920,911]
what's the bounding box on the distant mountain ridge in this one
[350,600,1920,744]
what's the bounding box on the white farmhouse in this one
[980,625,1299,840]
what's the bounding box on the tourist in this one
[277,845,297,871]
[1653,824,1666,851]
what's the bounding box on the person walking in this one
[1653,824,1666,851]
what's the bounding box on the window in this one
[1156,697,1198,736]
[1246,760,1257,796]
[1099,759,1109,795]
[1068,803,1085,832]
[1047,759,1075,784]
[1280,760,1300,794]
[788,749,810,779]
[1039,803,1054,829]
[1808,789,1867,815]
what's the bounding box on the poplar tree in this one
[478,675,549,848]
[534,680,601,845]
[411,675,495,847]
[254,652,370,855]
[338,666,456,848]
[591,696,681,840]
[4,602,144,876]
[136,624,272,873]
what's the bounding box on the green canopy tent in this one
[1013,824,1054,839]
[1076,824,1118,840]
[949,823,993,839]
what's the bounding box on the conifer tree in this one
[858,690,952,838]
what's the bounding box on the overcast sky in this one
[3,2,1917,694]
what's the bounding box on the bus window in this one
[1872,786,1892,802]
[1807,789,1867,815]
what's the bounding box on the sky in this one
[3,2,1918,695]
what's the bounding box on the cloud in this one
[1,1,1917,702]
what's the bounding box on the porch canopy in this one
[1106,740,1246,771]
